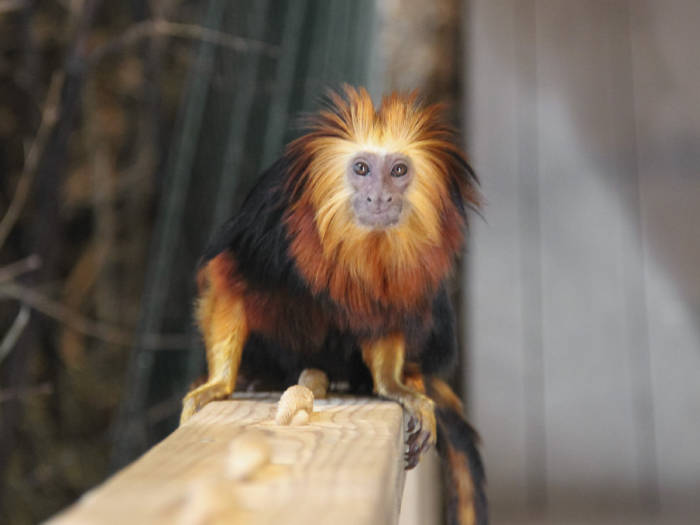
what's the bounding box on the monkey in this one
[181,86,487,525]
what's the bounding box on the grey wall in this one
[464,1,700,522]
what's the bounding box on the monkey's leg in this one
[180,290,248,424]
[361,334,436,469]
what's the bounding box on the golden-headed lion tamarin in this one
[181,86,487,525]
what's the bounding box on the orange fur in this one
[428,377,464,414]
[447,446,477,525]
[285,86,478,314]
[182,254,249,424]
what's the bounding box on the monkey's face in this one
[347,151,413,229]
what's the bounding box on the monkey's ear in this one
[447,148,479,186]
[456,180,483,220]
[443,147,481,219]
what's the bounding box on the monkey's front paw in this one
[180,380,230,425]
[180,393,199,425]
[402,394,436,469]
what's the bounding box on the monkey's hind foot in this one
[180,380,232,425]
[401,393,437,469]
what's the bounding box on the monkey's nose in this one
[366,193,394,213]
[366,193,393,204]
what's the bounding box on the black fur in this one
[202,157,308,296]
[436,405,489,525]
[420,287,459,376]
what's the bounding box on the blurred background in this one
[0,1,698,524]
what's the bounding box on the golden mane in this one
[284,86,479,313]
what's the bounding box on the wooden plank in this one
[513,0,547,510]
[534,1,644,512]
[498,516,697,525]
[628,0,700,515]
[465,0,532,515]
[50,396,406,525]
[467,0,700,521]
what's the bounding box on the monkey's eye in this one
[391,163,408,177]
[353,161,370,176]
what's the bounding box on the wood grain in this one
[49,395,406,525]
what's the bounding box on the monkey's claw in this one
[402,394,436,470]
[180,396,198,424]
[180,380,231,425]
[406,415,417,433]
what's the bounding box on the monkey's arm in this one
[361,334,436,468]
[180,258,249,424]
[180,160,296,424]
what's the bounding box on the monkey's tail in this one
[427,377,488,525]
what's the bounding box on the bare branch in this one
[0,304,30,364]
[0,255,41,283]
[0,73,64,250]
[89,19,278,65]
[0,281,190,350]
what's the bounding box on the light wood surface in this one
[49,395,406,524]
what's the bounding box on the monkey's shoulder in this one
[200,158,305,292]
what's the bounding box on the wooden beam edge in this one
[48,395,406,525]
